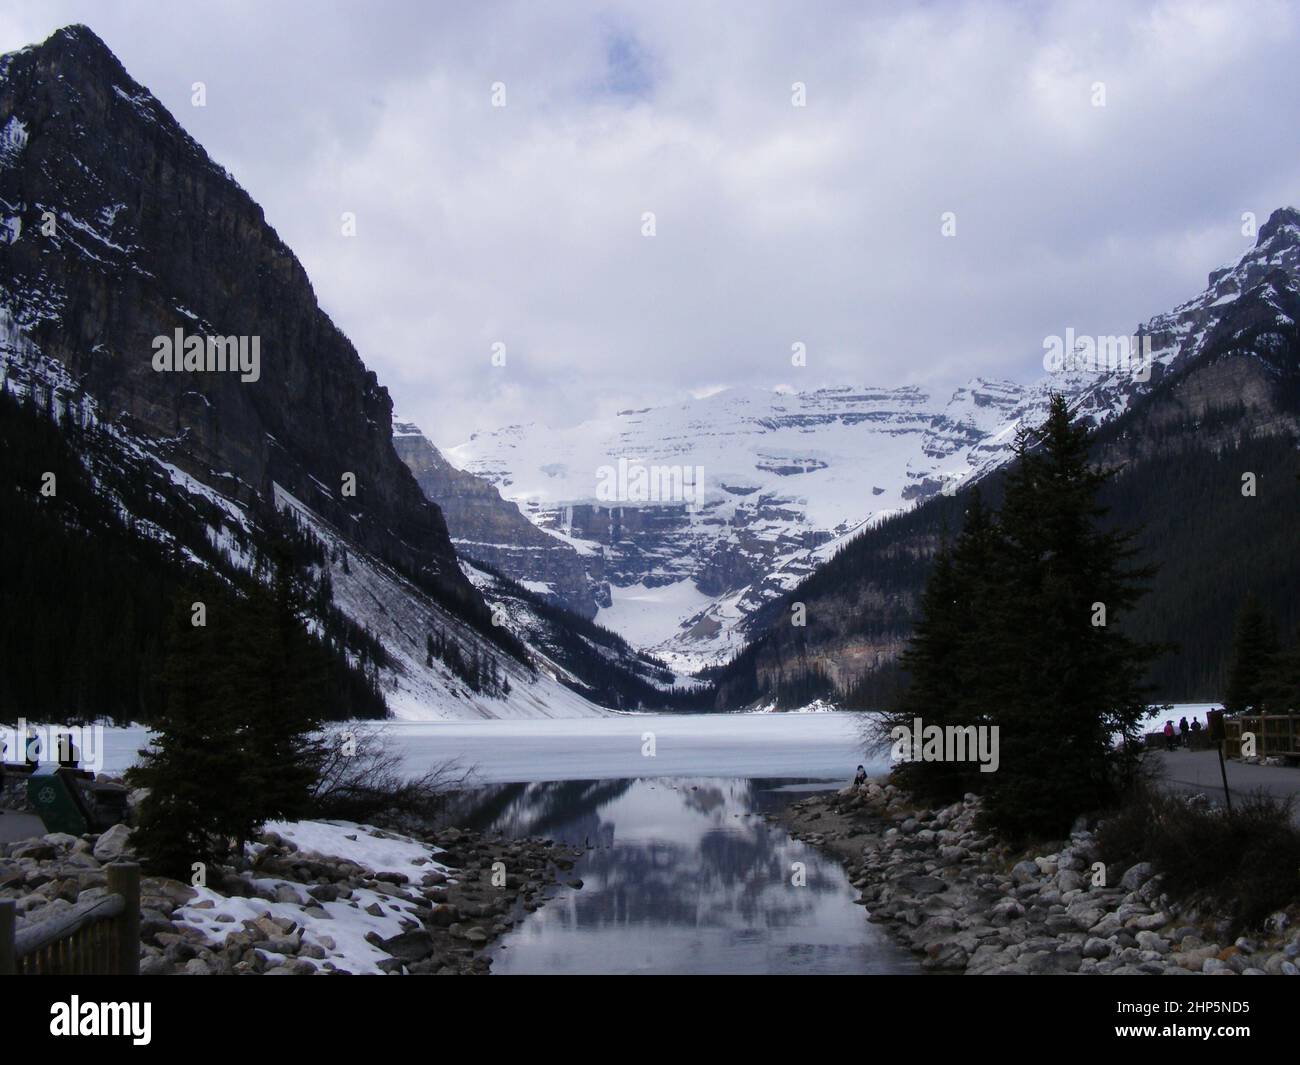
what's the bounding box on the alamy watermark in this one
[596,457,705,506]
[1,718,104,773]
[889,716,1000,773]
[152,328,260,382]
[50,997,151,1045]
[1042,329,1152,382]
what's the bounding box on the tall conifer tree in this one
[980,394,1159,838]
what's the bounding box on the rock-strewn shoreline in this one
[2,816,584,975]
[774,778,1300,975]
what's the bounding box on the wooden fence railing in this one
[0,862,140,975]
[1224,714,1300,760]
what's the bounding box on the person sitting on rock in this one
[853,764,867,787]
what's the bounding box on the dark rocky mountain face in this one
[393,421,609,619]
[0,25,472,609]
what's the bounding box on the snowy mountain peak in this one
[443,378,1055,669]
[443,208,1300,670]
[1255,205,1300,250]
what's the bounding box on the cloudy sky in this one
[3,1,1299,447]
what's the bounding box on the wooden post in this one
[1217,741,1233,815]
[106,862,140,976]
[1206,709,1233,814]
[0,898,15,975]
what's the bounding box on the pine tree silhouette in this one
[129,595,247,877]
[1225,595,1280,713]
[979,394,1161,839]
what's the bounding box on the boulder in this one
[1118,862,1155,892]
[92,824,133,863]
[1082,937,1112,959]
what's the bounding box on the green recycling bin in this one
[27,767,90,835]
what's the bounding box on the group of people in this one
[1161,715,1202,751]
[0,732,81,768]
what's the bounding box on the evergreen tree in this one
[980,394,1160,839]
[887,547,964,798]
[128,596,246,877]
[1263,634,1300,713]
[1224,595,1279,713]
[886,489,1002,801]
[236,536,328,836]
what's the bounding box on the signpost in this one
[1206,709,1232,814]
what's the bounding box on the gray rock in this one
[991,896,1026,920]
[430,903,459,927]
[1128,912,1168,932]
[140,953,172,976]
[1011,860,1040,885]
[1070,907,1105,932]
[1057,870,1084,893]
[1088,913,1123,938]
[1024,948,1082,974]
[922,941,969,971]
[1082,937,1112,959]
[1118,862,1155,892]
[897,874,947,897]
[92,824,133,863]
[1135,930,1170,955]
[380,929,434,963]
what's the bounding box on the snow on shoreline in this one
[172,820,453,976]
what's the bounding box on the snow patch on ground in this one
[262,818,450,878]
[172,819,451,975]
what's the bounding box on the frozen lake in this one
[94,712,885,785]
[61,704,1219,783]
[383,712,883,785]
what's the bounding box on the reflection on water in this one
[445,777,917,975]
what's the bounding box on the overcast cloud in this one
[3,0,1299,447]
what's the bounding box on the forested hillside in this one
[714,270,1300,709]
[0,387,388,722]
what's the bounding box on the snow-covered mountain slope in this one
[272,485,608,720]
[0,320,609,720]
[444,208,1300,671]
[445,383,1037,670]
